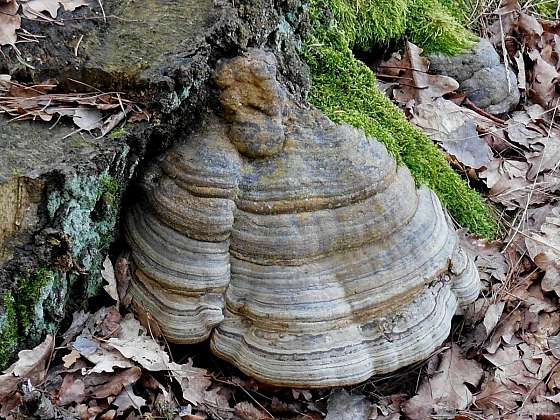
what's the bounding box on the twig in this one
[66,78,103,93]
[74,34,83,57]
[375,74,415,82]
[96,0,107,23]
[463,98,507,125]
[498,14,512,94]
[377,64,432,74]
[60,14,138,22]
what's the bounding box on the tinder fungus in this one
[125,49,480,387]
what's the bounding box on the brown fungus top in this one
[124,49,480,388]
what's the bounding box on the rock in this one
[428,38,520,114]
[125,50,481,387]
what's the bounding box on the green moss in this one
[528,0,558,17]
[322,0,409,48]
[304,0,499,238]
[0,268,68,368]
[407,0,477,54]
[321,0,475,54]
[0,292,18,369]
[438,0,477,25]
[99,174,119,205]
[16,267,55,333]
[110,127,128,139]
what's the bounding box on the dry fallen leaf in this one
[62,349,81,369]
[61,310,91,346]
[379,42,459,105]
[113,385,146,415]
[548,335,560,359]
[411,98,494,169]
[59,0,90,11]
[73,107,103,131]
[403,345,483,419]
[479,158,551,210]
[458,231,508,283]
[73,334,134,374]
[58,374,86,406]
[20,0,60,19]
[526,133,560,180]
[169,359,212,406]
[101,256,119,304]
[0,335,53,402]
[474,377,520,412]
[0,0,21,46]
[106,317,170,371]
[0,81,143,135]
[115,253,132,307]
[528,51,560,109]
[484,345,542,391]
[325,389,373,420]
[85,366,142,399]
[483,302,506,337]
[525,206,560,295]
[234,401,272,420]
[486,310,522,354]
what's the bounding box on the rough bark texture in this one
[0,0,308,368]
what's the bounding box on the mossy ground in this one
[304,0,499,238]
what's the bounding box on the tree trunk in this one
[0,0,308,368]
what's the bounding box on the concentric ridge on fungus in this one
[124,49,481,387]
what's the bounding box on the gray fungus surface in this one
[124,49,481,387]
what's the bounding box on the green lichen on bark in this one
[47,171,123,296]
[304,0,499,238]
[48,146,128,275]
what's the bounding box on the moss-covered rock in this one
[321,0,476,54]
[304,0,499,238]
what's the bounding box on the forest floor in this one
[1,1,560,419]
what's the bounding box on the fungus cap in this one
[125,49,480,387]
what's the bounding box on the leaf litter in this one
[3,1,560,419]
[0,78,149,137]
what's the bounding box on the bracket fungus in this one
[124,49,481,387]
